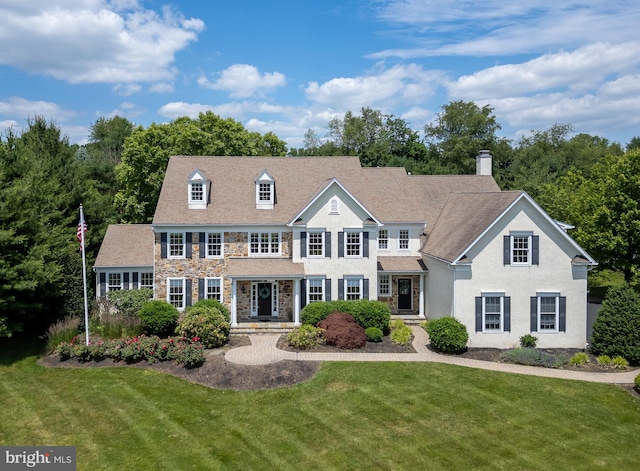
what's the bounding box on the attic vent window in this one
[190,182,204,202]
[187,169,208,210]
[255,169,275,209]
[259,183,272,202]
[330,198,339,214]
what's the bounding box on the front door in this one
[398,278,412,310]
[257,282,272,316]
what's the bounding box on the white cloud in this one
[149,82,175,93]
[0,96,76,121]
[305,64,443,110]
[113,83,142,96]
[449,42,640,99]
[157,101,216,120]
[371,1,640,58]
[0,1,204,84]
[198,64,286,98]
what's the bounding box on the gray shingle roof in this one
[422,191,522,262]
[94,224,154,268]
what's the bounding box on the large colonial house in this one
[94,153,596,348]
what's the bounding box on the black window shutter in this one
[530,297,538,332]
[300,279,307,308]
[475,297,483,332]
[300,232,307,258]
[199,232,206,258]
[325,232,331,258]
[186,232,192,258]
[503,235,510,265]
[198,278,205,301]
[363,278,369,300]
[363,232,369,258]
[338,279,344,300]
[99,273,106,297]
[185,279,192,307]
[559,296,566,332]
[325,279,331,301]
[123,272,130,290]
[133,272,139,289]
[161,232,167,258]
[504,297,511,332]
[532,235,539,265]
[338,232,344,258]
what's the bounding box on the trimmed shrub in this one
[365,327,383,342]
[287,325,326,349]
[424,317,468,353]
[519,334,538,348]
[45,316,81,353]
[176,306,230,348]
[569,352,589,366]
[187,298,230,322]
[107,288,153,318]
[591,285,640,365]
[301,300,390,332]
[318,312,366,349]
[503,348,567,368]
[389,319,413,346]
[138,300,179,336]
[634,373,640,393]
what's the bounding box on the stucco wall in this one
[424,257,454,320]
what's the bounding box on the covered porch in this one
[227,258,305,327]
[377,256,428,318]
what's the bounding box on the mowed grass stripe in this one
[1,354,639,470]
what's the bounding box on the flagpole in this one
[79,204,90,345]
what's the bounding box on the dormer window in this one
[255,169,275,210]
[188,169,208,209]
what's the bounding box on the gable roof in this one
[94,224,154,268]
[423,191,522,262]
[152,156,501,226]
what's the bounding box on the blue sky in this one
[1,0,639,149]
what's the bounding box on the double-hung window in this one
[168,278,185,309]
[308,232,324,257]
[504,233,539,266]
[108,273,122,291]
[346,278,361,300]
[475,293,510,332]
[346,232,361,257]
[207,232,223,258]
[531,293,566,332]
[206,277,223,302]
[308,278,324,303]
[169,232,184,258]
[398,229,410,250]
[258,183,272,202]
[250,232,280,255]
[378,274,390,296]
[190,182,204,203]
[378,230,389,250]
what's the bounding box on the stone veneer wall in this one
[378,275,421,315]
[155,230,293,316]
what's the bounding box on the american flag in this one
[76,219,88,248]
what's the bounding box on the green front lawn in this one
[1,341,639,470]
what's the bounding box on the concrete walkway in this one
[223,326,639,384]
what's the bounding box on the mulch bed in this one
[39,335,639,397]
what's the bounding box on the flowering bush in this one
[176,306,230,348]
[54,335,205,368]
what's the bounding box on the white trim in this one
[206,231,224,259]
[481,293,504,332]
[378,274,390,296]
[378,229,389,251]
[307,277,325,303]
[287,178,382,226]
[510,233,532,266]
[251,281,279,317]
[249,231,281,256]
[205,277,224,303]
[451,192,597,266]
[398,228,410,251]
[344,230,363,258]
[344,276,364,300]
[167,277,186,310]
[307,230,325,258]
[537,293,560,333]
[107,272,122,292]
[168,231,185,259]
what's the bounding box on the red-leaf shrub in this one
[318,312,366,349]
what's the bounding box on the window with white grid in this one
[378,230,388,250]
[249,232,280,255]
[398,229,410,250]
[169,232,184,258]
[206,277,222,302]
[308,278,324,303]
[207,232,222,258]
[378,275,390,296]
[168,278,185,309]
[308,232,324,257]
[346,232,361,257]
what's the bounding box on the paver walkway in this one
[223,326,639,384]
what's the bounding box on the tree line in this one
[1,103,638,337]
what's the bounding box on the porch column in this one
[418,274,426,318]
[231,278,238,326]
[293,279,301,325]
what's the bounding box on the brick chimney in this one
[476,150,492,176]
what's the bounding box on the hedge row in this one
[301,300,391,332]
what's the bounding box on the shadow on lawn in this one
[0,335,46,366]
